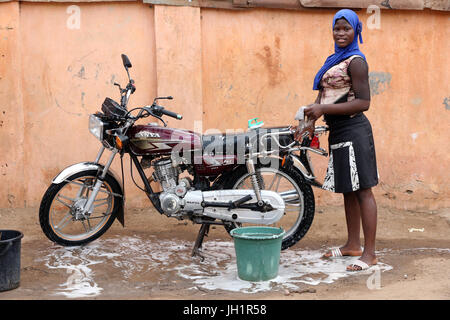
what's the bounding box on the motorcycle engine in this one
[152,158,190,217]
[151,158,284,225]
[153,158,179,192]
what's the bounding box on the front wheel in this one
[39,170,122,246]
[223,161,315,250]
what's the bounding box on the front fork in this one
[80,147,118,216]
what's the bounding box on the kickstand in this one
[191,223,210,261]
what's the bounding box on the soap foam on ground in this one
[39,235,449,297]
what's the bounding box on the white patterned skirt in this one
[322,113,379,193]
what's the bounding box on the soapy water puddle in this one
[37,235,449,298]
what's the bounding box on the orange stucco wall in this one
[1,2,449,211]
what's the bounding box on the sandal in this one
[346,259,377,272]
[329,248,344,257]
[322,247,363,258]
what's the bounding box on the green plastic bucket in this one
[230,226,285,282]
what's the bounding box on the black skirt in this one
[322,112,379,193]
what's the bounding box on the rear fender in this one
[258,155,323,188]
[253,155,314,179]
[211,154,323,189]
[52,162,125,227]
[290,155,323,188]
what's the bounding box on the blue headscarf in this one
[313,9,366,90]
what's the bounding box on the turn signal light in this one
[115,136,123,150]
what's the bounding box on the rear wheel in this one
[39,170,122,246]
[223,161,315,250]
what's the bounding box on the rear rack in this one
[254,125,329,157]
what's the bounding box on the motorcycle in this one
[39,54,329,258]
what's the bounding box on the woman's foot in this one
[322,245,363,258]
[346,253,377,271]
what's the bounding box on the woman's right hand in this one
[293,119,316,141]
[293,126,304,141]
[304,119,316,139]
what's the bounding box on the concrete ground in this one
[0,205,449,300]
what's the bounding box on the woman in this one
[299,9,379,271]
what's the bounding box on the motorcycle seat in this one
[201,127,292,155]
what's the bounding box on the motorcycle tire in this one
[223,160,315,250]
[39,169,122,246]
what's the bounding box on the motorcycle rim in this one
[40,170,120,246]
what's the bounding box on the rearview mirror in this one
[121,54,132,69]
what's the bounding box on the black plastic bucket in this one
[0,230,24,292]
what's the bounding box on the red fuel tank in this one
[127,123,202,156]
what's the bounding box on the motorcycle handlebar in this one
[152,105,183,120]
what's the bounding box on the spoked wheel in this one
[39,170,122,246]
[223,162,315,250]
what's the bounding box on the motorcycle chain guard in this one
[182,189,285,224]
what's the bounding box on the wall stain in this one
[7,194,15,205]
[76,66,86,79]
[81,92,86,109]
[410,97,422,106]
[255,36,286,87]
[369,72,392,96]
[55,98,82,117]
[381,0,393,9]
[443,97,450,110]
[1,162,7,177]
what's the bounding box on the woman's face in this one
[333,18,355,48]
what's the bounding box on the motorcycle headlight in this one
[89,114,104,141]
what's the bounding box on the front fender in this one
[52,162,125,227]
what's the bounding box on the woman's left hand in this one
[304,104,324,121]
